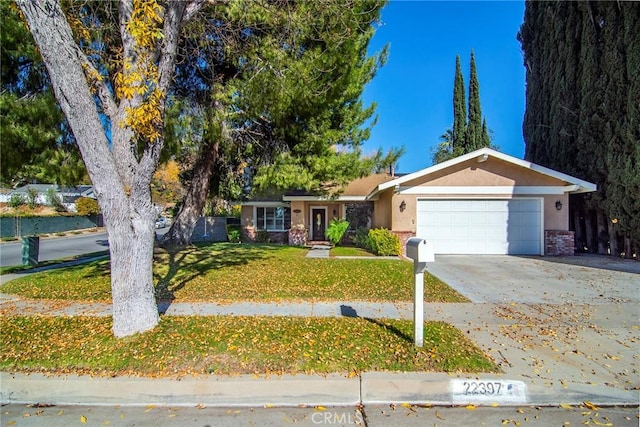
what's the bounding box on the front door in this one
[311,208,326,241]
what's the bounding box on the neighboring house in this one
[0,184,96,212]
[241,148,597,256]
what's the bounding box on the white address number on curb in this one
[450,379,527,404]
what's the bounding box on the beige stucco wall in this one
[241,205,254,228]
[290,201,305,228]
[391,192,416,232]
[403,157,567,187]
[543,193,569,230]
[372,190,392,229]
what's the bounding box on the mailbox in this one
[406,237,434,273]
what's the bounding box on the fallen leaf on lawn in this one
[315,406,327,411]
[466,404,477,410]
[400,403,412,408]
[592,419,612,426]
[559,403,573,410]
[583,401,599,411]
[144,405,155,413]
[81,415,87,423]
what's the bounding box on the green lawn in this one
[0,315,498,376]
[1,243,467,303]
[329,246,376,257]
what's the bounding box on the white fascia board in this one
[282,196,328,202]
[240,201,290,207]
[282,195,368,202]
[398,186,573,195]
[370,147,597,198]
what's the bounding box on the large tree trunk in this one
[596,210,608,255]
[161,139,220,247]
[17,0,201,337]
[161,102,229,247]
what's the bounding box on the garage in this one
[416,199,542,255]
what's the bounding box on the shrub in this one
[256,230,270,243]
[226,224,241,243]
[45,188,67,212]
[76,197,100,216]
[326,218,349,245]
[368,228,401,256]
[353,227,372,251]
[26,188,39,209]
[8,193,25,208]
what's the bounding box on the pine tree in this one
[452,55,466,152]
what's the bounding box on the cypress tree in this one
[452,55,466,153]
[519,0,639,256]
[466,51,483,151]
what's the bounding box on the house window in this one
[256,206,291,231]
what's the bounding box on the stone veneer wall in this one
[288,227,308,246]
[545,230,575,256]
[242,227,256,242]
[391,230,415,257]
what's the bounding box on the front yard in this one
[0,244,498,377]
[1,243,467,303]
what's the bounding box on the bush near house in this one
[226,224,241,243]
[368,228,401,256]
[75,197,100,216]
[353,227,372,251]
[326,218,349,245]
[256,230,270,243]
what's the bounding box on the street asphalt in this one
[0,248,638,426]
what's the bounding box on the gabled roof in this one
[368,148,597,199]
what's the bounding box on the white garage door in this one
[416,199,542,255]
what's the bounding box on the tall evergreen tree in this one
[432,52,493,164]
[465,51,483,151]
[518,0,639,257]
[0,1,85,186]
[452,55,466,151]
[160,0,390,247]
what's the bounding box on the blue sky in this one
[361,1,526,172]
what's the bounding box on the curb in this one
[2,371,637,408]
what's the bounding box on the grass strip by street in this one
[1,243,467,303]
[0,315,498,377]
[0,250,109,275]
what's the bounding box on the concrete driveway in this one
[425,254,640,404]
[427,254,640,304]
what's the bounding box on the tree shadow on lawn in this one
[340,304,413,344]
[155,243,283,312]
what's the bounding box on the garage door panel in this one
[416,199,541,255]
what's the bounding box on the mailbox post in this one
[406,238,434,347]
